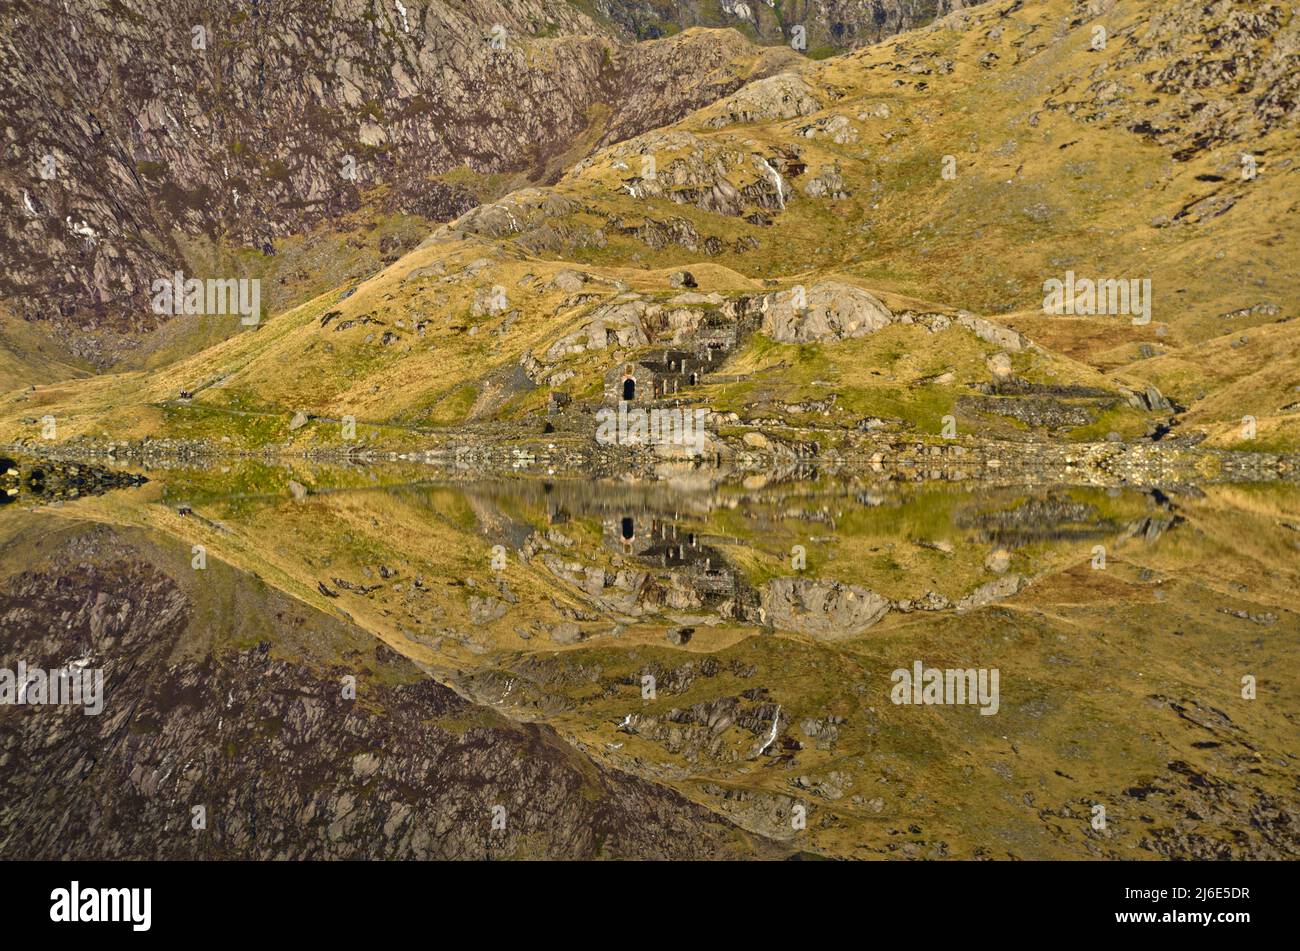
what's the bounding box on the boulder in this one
[984,549,1012,574]
[549,622,583,644]
[666,626,694,646]
[552,269,587,293]
[986,351,1014,381]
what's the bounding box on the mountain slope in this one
[3,0,1296,451]
[590,0,981,50]
[0,0,792,364]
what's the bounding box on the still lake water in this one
[2,460,1296,858]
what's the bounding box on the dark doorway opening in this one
[622,378,635,401]
[621,517,634,540]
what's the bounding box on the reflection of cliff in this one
[0,514,779,860]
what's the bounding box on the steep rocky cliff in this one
[0,0,798,363]
[592,0,980,50]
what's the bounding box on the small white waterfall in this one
[759,158,786,210]
[757,704,781,756]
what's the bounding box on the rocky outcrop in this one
[958,394,1105,429]
[542,294,722,361]
[954,573,1026,612]
[702,72,821,128]
[760,282,894,343]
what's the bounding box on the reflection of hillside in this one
[954,491,1182,548]
[0,453,147,505]
[8,465,1198,638]
[0,512,779,860]
[7,463,1299,860]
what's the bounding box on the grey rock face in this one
[0,0,775,362]
[594,0,979,50]
[955,311,1029,352]
[954,573,1027,612]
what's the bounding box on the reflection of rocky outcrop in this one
[1042,695,1300,861]
[0,453,146,505]
[1122,514,1183,544]
[956,491,1186,549]
[521,483,1126,635]
[762,577,890,639]
[957,494,1116,546]
[617,697,792,765]
[613,696,785,763]
[954,573,1026,613]
[590,515,762,621]
[0,518,781,859]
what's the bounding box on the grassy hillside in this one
[2,0,1295,450]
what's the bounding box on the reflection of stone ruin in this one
[603,514,759,619]
[604,514,713,566]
